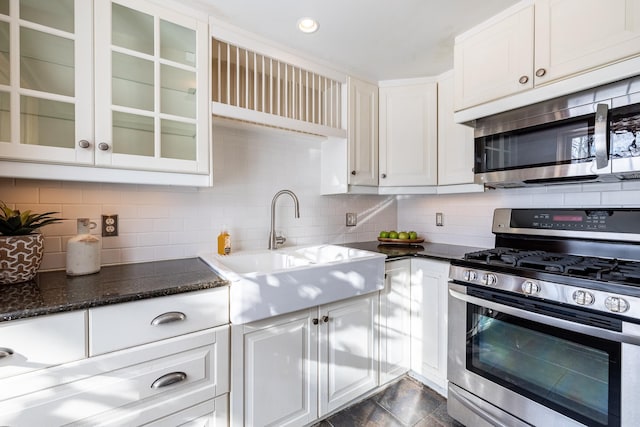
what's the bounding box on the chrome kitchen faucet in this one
[268,189,300,250]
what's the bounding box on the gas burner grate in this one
[464,248,547,266]
[517,254,585,273]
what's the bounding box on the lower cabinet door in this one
[380,259,411,385]
[145,394,228,427]
[237,310,318,427]
[319,293,379,416]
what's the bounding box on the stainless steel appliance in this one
[473,75,640,188]
[448,208,640,427]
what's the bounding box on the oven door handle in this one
[449,286,640,345]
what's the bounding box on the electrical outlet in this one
[436,212,444,227]
[346,212,357,227]
[102,214,118,237]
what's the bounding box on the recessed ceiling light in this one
[297,17,319,34]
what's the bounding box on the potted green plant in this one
[0,202,61,285]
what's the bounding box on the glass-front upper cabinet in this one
[0,0,93,163]
[94,0,209,174]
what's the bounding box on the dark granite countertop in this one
[0,258,229,322]
[342,241,487,262]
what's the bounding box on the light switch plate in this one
[436,212,444,227]
[346,212,357,227]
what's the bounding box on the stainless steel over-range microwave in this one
[473,75,640,188]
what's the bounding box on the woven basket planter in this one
[0,233,44,285]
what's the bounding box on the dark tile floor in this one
[315,376,464,427]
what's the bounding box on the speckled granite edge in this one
[0,258,229,322]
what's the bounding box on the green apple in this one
[388,231,399,239]
[409,231,418,240]
[379,231,389,238]
[398,232,410,240]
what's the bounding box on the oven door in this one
[448,282,640,427]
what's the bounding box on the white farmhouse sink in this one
[199,244,385,324]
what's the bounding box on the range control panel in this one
[492,208,640,236]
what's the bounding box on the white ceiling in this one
[187,0,520,82]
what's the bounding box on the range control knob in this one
[605,296,630,313]
[482,273,497,287]
[463,270,478,281]
[573,290,595,306]
[521,280,540,295]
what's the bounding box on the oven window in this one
[467,304,621,427]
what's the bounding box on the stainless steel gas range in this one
[447,208,640,427]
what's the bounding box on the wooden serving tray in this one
[377,237,425,244]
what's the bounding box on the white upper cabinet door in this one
[348,77,378,186]
[437,72,475,185]
[379,82,438,186]
[454,4,534,111]
[94,0,209,175]
[534,0,640,85]
[0,0,93,164]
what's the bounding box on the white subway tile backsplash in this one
[40,187,83,204]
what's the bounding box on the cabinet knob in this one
[322,315,329,323]
[312,318,319,325]
[535,68,547,77]
[518,75,529,85]
[78,139,90,149]
[351,170,356,176]
[150,371,187,389]
[381,173,387,179]
[0,347,14,359]
[98,142,110,151]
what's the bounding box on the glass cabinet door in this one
[0,0,93,163]
[94,0,209,174]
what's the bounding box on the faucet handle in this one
[275,235,286,247]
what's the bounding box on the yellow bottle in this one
[217,228,231,255]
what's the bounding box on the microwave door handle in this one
[594,103,609,169]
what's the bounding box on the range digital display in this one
[553,215,583,222]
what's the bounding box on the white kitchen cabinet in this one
[455,0,640,111]
[89,286,229,355]
[348,76,378,186]
[0,311,86,381]
[534,0,640,85]
[0,288,230,426]
[410,258,449,394]
[379,80,438,186]
[437,71,476,187]
[0,0,210,186]
[231,293,379,426]
[454,3,534,111]
[379,259,411,385]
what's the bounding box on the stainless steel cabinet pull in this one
[151,371,187,389]
[98,142,110,151]
[78,139,90,149]
[150,311,186,326]
[312,318,319,325]
[518,75,529,85]
[322,315,329,323]
[594,103,609,169]
[0,347,14,359]
[535,68,546,77]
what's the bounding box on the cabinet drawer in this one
[0,311,86,380]
[89,287,229,355]
[0,326,229,426]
